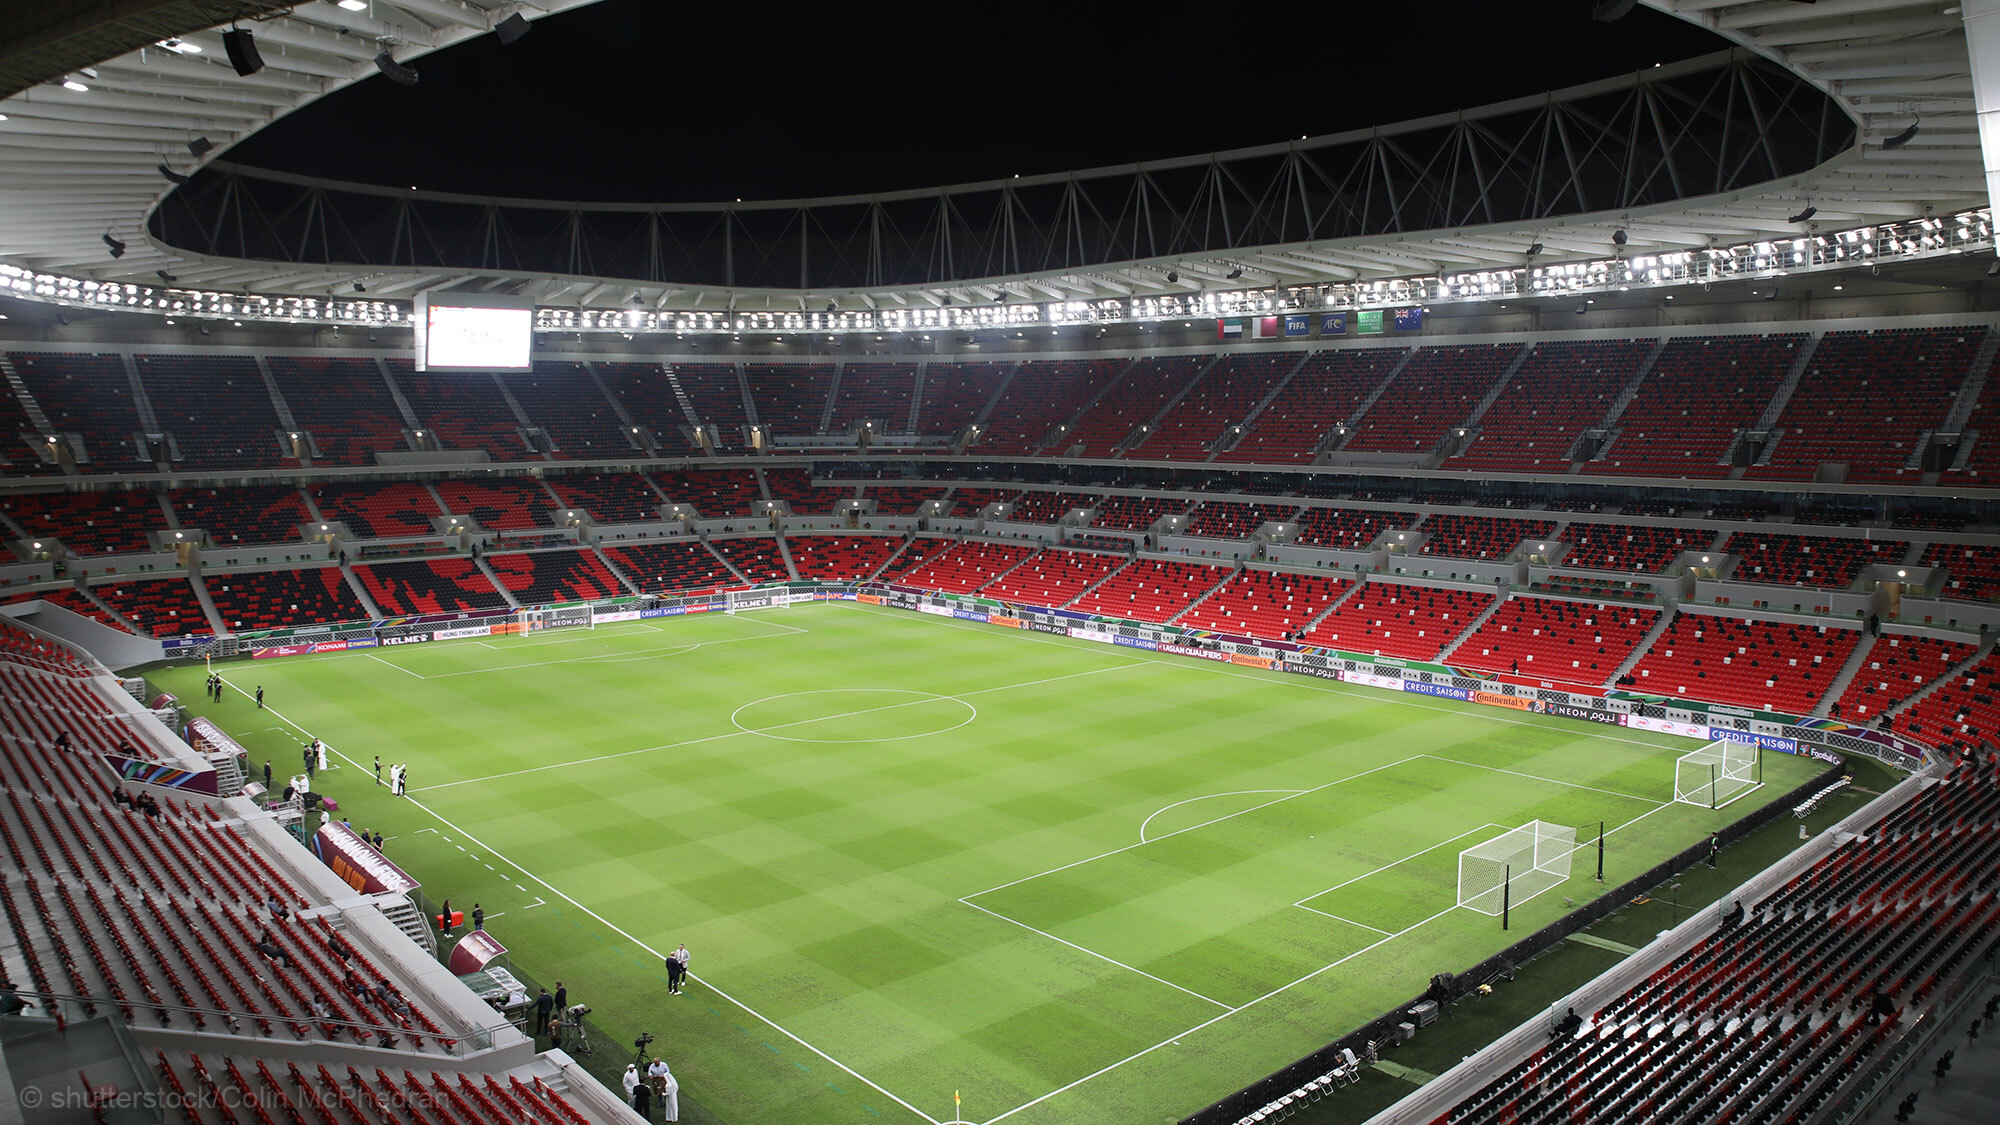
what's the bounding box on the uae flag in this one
[1217,319,1245,340]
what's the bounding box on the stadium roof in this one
[0,0,1986,322]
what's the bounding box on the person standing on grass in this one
[533,987,553,1035]
[1707,832,1720,869]
[372,830,384,850]
[666,943,690,995]
[262,760,272,790]
[255,685,265,709]
[471,903,483,931]
[374,755,383,786]
[394,764,408,796]
[303,744,316,785]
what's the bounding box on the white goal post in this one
[517,605,595,634]
[1673,739,1762,810]
[726,588,793,614]
[1458,821,1577,916]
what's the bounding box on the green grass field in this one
[153,602,1823,1125]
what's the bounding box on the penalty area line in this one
[957,898,1232,1010]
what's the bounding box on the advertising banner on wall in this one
[312,821,419,896]
[1624,714,1710,739]
[107,755,221,796]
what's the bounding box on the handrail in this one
[10,989,504,1056]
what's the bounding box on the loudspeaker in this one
[222,29,264,77]
[495,13,531,44]
[374,52,419,87]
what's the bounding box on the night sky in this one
[226,0,1723,204]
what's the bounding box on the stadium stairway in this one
[471,556,521,610]
[773,534,802,581]
[589,546,642,596]
[1813,633,1881,718]
[1165,562,1241,625]
[1435,594,1511,664]
[75,584,141,633]
[1062,554,1136,609]
[1607,606,1680,685]
[338,562,383,619]
[186,573,228,636]
[701,536,754,586]
[1039,357,1140,454]
[862,534,919,582]
[1318,349,1418,458]
[1290,577,1369,639]
[1881,634,1997,727]
[968,543,1044,596]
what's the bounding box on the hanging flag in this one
[1217,319,1244,340]
[1283,313,1310,337]
[1321,312,1347,335]
[1394,306,1426,331]
[1254,316,1281,339]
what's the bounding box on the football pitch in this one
[154,601,1822,1124]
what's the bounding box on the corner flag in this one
[955,1090,961,1113]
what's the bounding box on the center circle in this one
[730,688,978,744]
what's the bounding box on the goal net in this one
[1458,821,1577,916]
[1673,739,1761,809]
[726,588,793,614]
[518,605,594,634]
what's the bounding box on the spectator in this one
[255,939,293,968]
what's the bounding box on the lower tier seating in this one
[1068,559,1230,624]
[311,484,442,540]
[893,540,1035,595]
[484,550,625,606]
[1448,598,1661,686]
[981,548,1125,608]
[599,541,737,596]
[708,537,790,583]
[91,577,210,638]
[784,535,906,582]
[1627,614,1861,714]
[354,559,506,614]
[1299,584,1496,661]
[207,568,368,632]
[1890,650,2000,759]
[1175,570,1353,642]
[1830,634,1977,723]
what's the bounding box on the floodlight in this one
[1788,205,1817,223]
[496,13,532,44]
[1591,0,1639,20]
[338,0,368,9]
[222,28,264,76]
[187,136,214,157]
[102,233,126,258]
[1611,229,1627,246]
[1882,120,1920,149]
[374,52,420,87]
[158,163,189,185]
[62,78,89,93]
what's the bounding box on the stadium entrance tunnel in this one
[730,688,977,743]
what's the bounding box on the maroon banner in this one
[313,822,420,895]
[447,929,507,975]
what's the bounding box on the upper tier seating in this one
[864,485,949,515]
[1218,347,1409,463]
[135,354,289,470]
[979,360,1125,453]
[1722,532,1909,589]
[784,535,906,581]
[1751,326,1983,483]
[266,355,408,466]
[600,541,736,595]
[1092,494,1191,532]
[1344,343,1523,453]
[20,588,135,633]
[893,540,1034,595]
[355,558,506,614]
[1628,614,1860,714]
[1600,332,1805,477]
[1448,598,1661,686]
[1417,514,1556,560]
[1831,633,1976,722]
[652,469,760,517]
[92,577,210,638]
[1444,339,1655,472]
[827,364,917,432]
[1068,559,1230,624]
[1940,348,2000,482]
[1007,491,1096,525]
[207,568,368,632]
[745,364,837,435]
[1128,353,1294,461]
[547,474,663,524]
[9,352,152,469]
[763,467,846,514]
[167,486,307,546]
[485,549,625,605]
[1185,501,1300,539]
[388,362,527,458]
[433,479,559,532]
[0,376,53,476]
[874,537,954,584]
[1558,521,1712,572]
[1299,584,1495,661]
[1921,541,2000,601]
[310,483,441,540]
[509,362,632,458]
[708,537,789,583]
[593,362,697,455]
[912,362,1009,434]
[1064,356,1208,456]
[1293,506,1417,549]
[1890,650,2000,757]
[1175,570,1352,642]
[3,490,159,555]
[673,363,749,446]
[946,488,1017,514]
[981,548,1124,608]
